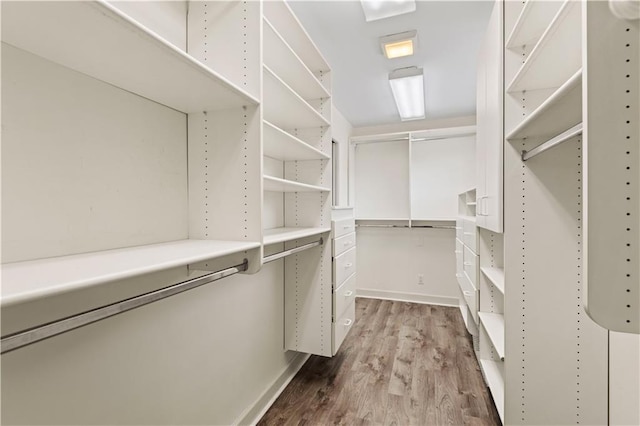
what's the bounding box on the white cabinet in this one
[331,210,356,355]
[476,0,504,233]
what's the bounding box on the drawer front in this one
[334,247,356,287]
[459,272,479,325]
[456,218,463,241]
[333,218,355,239]
[332,300,355,355]
[334,272,356,320]
[462,219,479,254]
[455,238,464,277]
[463,245,479,289]
[333,232,356,257]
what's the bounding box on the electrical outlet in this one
[417,274,424,285]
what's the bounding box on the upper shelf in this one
[263,121,329,161]
[263,0,330,76]
[507,0,581,93]
[0,1,258,113]
[263,227,331,245]
[1,239,261,307]
[263,66,330,130]
[507,69,582,140]
[481,267,505,295]
[263,175,330,193]
[506,0,564,50]
[263,19,330,102]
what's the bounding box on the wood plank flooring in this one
[258,298,501,426]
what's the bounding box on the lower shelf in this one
[479,358,505,423]
[1,239,260,307]
[263,227,330,245]
[478,312,505,361]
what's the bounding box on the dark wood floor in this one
[258,298,501,426]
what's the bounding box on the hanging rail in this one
[356,224,455,230]
[1,259,249,354]
[521,123,583,161]
[263,238,324,264]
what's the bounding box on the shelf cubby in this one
[506,0,564,50]
[480,266,505,295]
[263,175,330,193]
[479,312,505,361]
[263,121,329,161]
[507,0,581,94]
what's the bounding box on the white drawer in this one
[456,218,463,241]
[332,299,355,355]
[333,232,356,257]
[334,247,356,287]
[333,218,355,239]
[462,218,479,254]
[458,272,479,325]
[463,245,479,289]
[455,238,464,278]
[334,272,356,320]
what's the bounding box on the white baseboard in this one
[356,288,458,307]
[236,352,311,426]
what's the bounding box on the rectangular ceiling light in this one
[389,67,425,121]
[360,0,416,22]
[380,30,417,59]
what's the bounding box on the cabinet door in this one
[476,0,503,233]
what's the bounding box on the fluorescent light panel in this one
[380,30,417,59]
[389,67,425,121]
[360,0,416,22]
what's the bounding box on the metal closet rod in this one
[353,132,476,145]
[356,224,455,230]
[521,123,583,161]
[263,237,324,264]
[0,259,249,355]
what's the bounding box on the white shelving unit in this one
[260,0,333,357]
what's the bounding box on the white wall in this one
[331,105,352,207]
[356,227,459,306]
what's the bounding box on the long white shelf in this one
[263,175,330,193]
[479,358,505,424]
[507,0,581,93]
[481,267,505,295]
[263,227,331,245]
[507,69,582,140]
[263,19,329,102]
[263,121,329,161]
[1,1,258,113]
[263,66,330,130]
[506,0,564,50]
[479,312,505,361]
[263,0,330,76]
[0,240,261,307]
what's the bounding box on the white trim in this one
[356,288,458,307]
[235,352,311,426]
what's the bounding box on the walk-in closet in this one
[1,0,638,425]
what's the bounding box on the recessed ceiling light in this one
[389,67,425,121]
[360,0,416,22]
[380,30,417,59]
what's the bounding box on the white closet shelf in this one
[263,121,329,161]
[263,19,330,102]
[481,267,505,295]
[478,359,505,423]
[263,175,330,193]
[507,0,581,93]
[263,227,331,245]
[263,66,330,130]
[0,240,261,307]
[479,312,505,361]
[263,0,330,76]
[507,69,582,140]
[506,0,564,50]
[1,1,258,114]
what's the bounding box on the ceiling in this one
[288,1,494,128]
